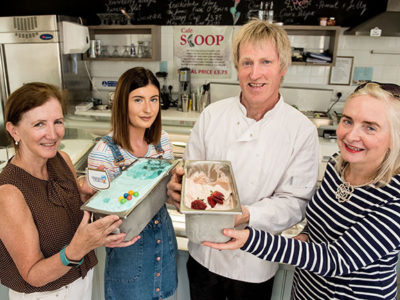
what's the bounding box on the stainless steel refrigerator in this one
[0,15,91,146]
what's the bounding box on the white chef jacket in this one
[184,95,319,283]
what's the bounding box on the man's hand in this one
[293,233,309,242]
[167,167,184,211]
[234,206,250,226]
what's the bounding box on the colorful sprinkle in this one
[119,196,124,201]
[128,190,134,195]
[120,198,127,204]
[133,191,139,197]
[103,197,110,203]
[124,193,129,198]
[127,195,132,200]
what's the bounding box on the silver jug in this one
[137,41,144,58]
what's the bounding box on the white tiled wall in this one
[89,26,400,112]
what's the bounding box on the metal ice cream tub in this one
[181,160,242,244]
[81,158,178,241]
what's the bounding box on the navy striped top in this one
[242,155,400,299]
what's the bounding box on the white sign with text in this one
[174,26,233,79]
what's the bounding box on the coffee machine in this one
[178,67,191,111]
[155,71,170,110]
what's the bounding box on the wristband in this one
[60,246,84,267]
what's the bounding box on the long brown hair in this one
[111,67,161,151]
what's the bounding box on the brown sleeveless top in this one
[0,152,97,293]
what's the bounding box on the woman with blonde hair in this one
[205,82,400,300]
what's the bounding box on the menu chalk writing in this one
[275,0,385,26]
[104,0,163,24]
[1,0,387,26]
[166,0,232,25]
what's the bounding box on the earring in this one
[15,140,19,146]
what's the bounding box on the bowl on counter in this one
[181,160,242,244]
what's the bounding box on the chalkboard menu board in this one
[1,0,387,27]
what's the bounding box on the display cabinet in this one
[84,25,161,61]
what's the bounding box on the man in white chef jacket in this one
[167,19,319,300]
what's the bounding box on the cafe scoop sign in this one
[174,26,233,79]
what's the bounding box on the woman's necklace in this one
[336,181,354,203]
[335,164,373,203]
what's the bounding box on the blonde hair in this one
[335,83,400,186]
[232,19,291,72]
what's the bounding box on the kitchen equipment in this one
[180,160,242,244]
[318,125,337,139]
[143,41,151,58]
[137,41,144,58]
[191,92,196,111]
[199,83,210,112]
[89,40,97,58]
[181,94,189,112]
[303,111,333,128]
[0,15,91,146]
[209,82,241,104]
[178,67,191,111]
[155,71,170,110]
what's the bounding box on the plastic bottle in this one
[263,2,270,21]
[267,1,274,24]
[130,43,136,57]
[258,2,265,20]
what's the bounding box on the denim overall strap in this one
[154,141,164,157]
[101,136,125,172]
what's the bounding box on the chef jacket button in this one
[156,288,160,292]
[157,239,161,244]
[156,272,160,277]
[250,133,253,137]
[154,220,159,225]
[156,256,161,261]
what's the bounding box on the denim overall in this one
[101,136,178,300]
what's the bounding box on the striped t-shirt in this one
[88,130,173,179]
[242,155,400,300]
